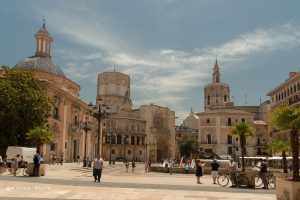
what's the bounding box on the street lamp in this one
[123,136,128,161]
[106,132,115,164]
[88,99,110,156]
[81,119,92,167]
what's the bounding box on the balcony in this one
[69,124,80,134]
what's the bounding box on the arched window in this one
[128,149,131,155]
[207,96,210,105]
[137,136,140,145]
[112,149,115,154]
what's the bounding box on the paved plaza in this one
[0,162,275,200]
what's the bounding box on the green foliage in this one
[271,105,300,181]
[267,138,290,173]
[230,122,253,172]
[266,138,291,154]
[0,66,52,149]
[179,133,199,158]
[26,126,54,151]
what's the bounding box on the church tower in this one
[34,18,53,57]
[204,60,230,111]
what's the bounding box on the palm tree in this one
[271,105,300,181]
[230,122,253,172]
[267,138,290,173]
[26,126,54,152]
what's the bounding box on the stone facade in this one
[267,71,300,110]
[96,71,175,162]
[0,22,94,163]
[182,60,271,159]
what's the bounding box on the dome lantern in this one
[34,18,53,58]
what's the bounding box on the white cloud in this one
[29,3,300,121]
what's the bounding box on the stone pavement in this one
[0,162,276,200]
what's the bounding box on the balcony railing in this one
[69,124,80,134]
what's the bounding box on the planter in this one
[26,163,46,176]
[276,178,300,200]
[273,172,291,179]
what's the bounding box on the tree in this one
[230,122,253,172]
[26,126,54,152]
[0,66,52,154]
[179,134,199,158]
[267,138,290,173]
[271,105,300,181]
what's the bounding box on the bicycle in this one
[255,173,276,189]
[217,171,249,188]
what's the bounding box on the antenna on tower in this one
[113,64,116,72]
[244,94,247,106]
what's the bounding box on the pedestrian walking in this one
[259,159,268,189]
[77,154,80,164]
[144,161,149,173]
[183,163,190,174]
[211,158,220,184]
[33,150,41,176]
[125,161,129,172]
[60,154,64,165]
[132,160,135,172]
[169,159,174,175]
[195,160,204,184]
[228,159,238,187]
[93,155,104,182]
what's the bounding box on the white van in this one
[6,146,37,163]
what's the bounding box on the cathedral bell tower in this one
[34,18,53,58]
[204,59,230,111]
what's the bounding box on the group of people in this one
[48,154,64,165]
[124,160,136,172]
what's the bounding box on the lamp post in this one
[106,132,115,164]
[123,136,128,161]
[82,119,91,167]
[88,99,110,156]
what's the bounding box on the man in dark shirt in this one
[259,159,268,189]
[211,158,220,184]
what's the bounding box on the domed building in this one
[1,21,94,163]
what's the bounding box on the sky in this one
[1,0,300,124]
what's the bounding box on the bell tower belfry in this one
[204,59,230,111]
[34,18,53,58]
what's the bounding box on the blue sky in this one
[1,0,300,124]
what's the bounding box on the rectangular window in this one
[241,118,245,123]
[228,118,232,126]
[50,143,56,151]
[227,135,232,144]
[65,142,68,149]
[206,118,210,124]
[206,134,212,144]
[228,147,233,154]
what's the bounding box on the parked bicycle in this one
[217,171,249,188]
[255,173,276,189]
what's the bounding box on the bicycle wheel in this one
[15,168,21,174]
[0,167,6,174]
[268,177,276,189]
[237,175,249,188]
[255,175,263,188]
[23,168,28,176]
[217,174,230,187]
